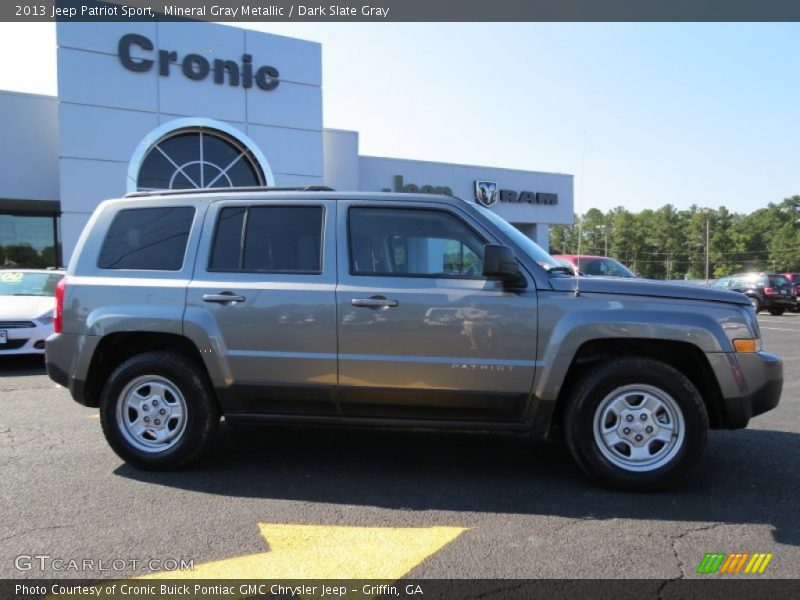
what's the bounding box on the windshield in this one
[0,272,63,296]
[577,257,636,278]
[557,259,577,272]
[473,205,563,271]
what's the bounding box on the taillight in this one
[54,277,67,334]
[763,287,774,296]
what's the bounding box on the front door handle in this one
[203,292,246,304]
[351,296,399,309]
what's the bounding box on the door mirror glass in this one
[482,245,526,287]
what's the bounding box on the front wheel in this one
[768,308,785,316]
[100,351,219,470]
[749,296,761,313]
[564,357,708,491]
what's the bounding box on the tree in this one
[549,194,799,280]
[3,243,46,268]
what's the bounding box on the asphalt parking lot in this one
[1,314,798,582]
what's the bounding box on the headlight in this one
[37,312,54,326]
[742,305,761,339]
[730,306,761,353]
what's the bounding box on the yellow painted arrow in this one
[141,523,467,580]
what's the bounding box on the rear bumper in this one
[763,296,796,309]
[714,351,783,429]
[45,332,92,406]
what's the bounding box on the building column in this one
[513,223,549,251]
[533,223,550,252]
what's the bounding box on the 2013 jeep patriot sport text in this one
[46,188,783,490]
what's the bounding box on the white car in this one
[0,269,65,355]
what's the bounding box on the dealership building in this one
[0,21,573,267]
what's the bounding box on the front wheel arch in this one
[546,338,725,438]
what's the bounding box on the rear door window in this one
[209,205,324,273]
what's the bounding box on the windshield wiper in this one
[546,266,576,276]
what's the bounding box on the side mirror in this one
[483,244,527,288]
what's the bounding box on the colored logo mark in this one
[696,552,773,574]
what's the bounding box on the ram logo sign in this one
[474,181,498,207]
[473,180,558,207]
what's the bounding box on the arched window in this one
[128,119,274,192]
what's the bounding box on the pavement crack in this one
[656,576,680,600]
[468,581,532,600]
[662,522,728,591]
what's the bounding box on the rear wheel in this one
[768,308,785,316]
[99,351,219,470]
[564,357,708,491]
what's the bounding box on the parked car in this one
[781,273,800,312]
[46,188,782,491]
[711,273,795,315]
[551,254,636,278]
[0,269,65,355]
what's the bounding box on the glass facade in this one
[0,212,62,268]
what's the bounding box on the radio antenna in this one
[574,129,587,297]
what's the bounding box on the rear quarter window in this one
[97,207,195,270]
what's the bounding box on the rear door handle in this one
[351,296,399,308]
[203,292,246,304]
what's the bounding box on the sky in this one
[1,22,798,216]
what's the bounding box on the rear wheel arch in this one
[747,295,761,312]
[84,332,213,409]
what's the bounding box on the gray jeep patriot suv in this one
[46,187,783,490]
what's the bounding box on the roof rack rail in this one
[124,185,334,198]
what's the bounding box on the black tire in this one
[749,296,761,313]
[563,357,708,492]
[768,308,785,316]
[99,351,219,470]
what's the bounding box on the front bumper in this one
[0,321,51,355]
[711,351,783,429]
